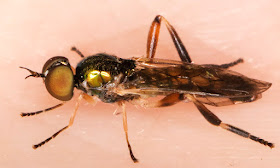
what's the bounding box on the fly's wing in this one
[117,57,271,106]
[193,94,262,107]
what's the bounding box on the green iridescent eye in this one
[86,70,112,87]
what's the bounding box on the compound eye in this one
[42,56,70,74]
[45,65,74,101]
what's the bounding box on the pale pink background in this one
[1,1,280,168]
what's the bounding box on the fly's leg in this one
[32,93,83,149]
[119,102,138,163]
[186,94,274,148]
[219,58,244,69]
[82,93,97,105]
[71,46,85,58]
[146,15,191,101]
[139,93,185,108]
[205,58,244,69]
[146,15,192,63]
[154,93,185,107]
[21,103,64,117]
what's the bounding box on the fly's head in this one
[20,56,75,101]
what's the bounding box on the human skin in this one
[1,1,280,168]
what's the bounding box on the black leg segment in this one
[186,94,274,148]
[146,15,192,63]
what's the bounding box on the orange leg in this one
[32,93,83,149]
[135,93,185,108]
[146,15,192,63]
[119,101,138,163]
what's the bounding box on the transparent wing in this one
[119,57,271,102]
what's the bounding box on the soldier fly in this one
[20,15,274,163]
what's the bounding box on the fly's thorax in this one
[74,53,136,98]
